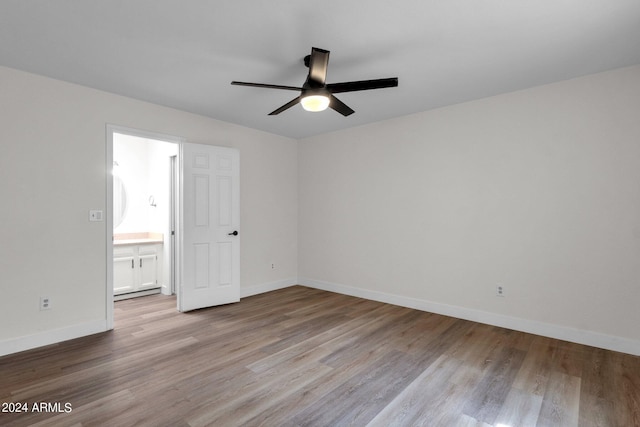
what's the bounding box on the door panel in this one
[194,243,210,289]
[179,143,240,312]
[218,242,232,285]
[218,176,232,225]
[194,174,210,226]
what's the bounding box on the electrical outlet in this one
[40,296,51,310]
[271,263,275,270]
[496,285,505,297]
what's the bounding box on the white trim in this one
[240,278,298,298]
[299,277,640,357]
[106,124,186,146]
[105,125,114,330]
[0,320,108,357]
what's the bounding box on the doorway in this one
[106,125,183,329]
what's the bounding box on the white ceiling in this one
[2,1,639,139]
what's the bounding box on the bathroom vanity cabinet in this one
[113,243,162,296]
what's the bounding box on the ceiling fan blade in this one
[308,47,330,86]
[231,81,302,91]
[327,77,398,93]
[268,96,302,115]
[329,94,355,116]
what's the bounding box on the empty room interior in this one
[1,2,639,426]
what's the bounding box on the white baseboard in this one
[299,277,640,357]
[0,320,108,357]
[240,277,298,298]
[6,279,637,357]
[1,279,297,357]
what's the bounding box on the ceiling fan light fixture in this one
[301,94,330,112]
[232,47,398,116]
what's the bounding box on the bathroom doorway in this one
[106,126,182,325]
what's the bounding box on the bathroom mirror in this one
[113,175,128,229]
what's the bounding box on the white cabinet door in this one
[139,247,158,289]
[113,247,136,294]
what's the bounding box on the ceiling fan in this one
[231,47,398,116]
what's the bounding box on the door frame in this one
[106,124,185,330]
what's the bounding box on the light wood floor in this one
[1,286,639,426]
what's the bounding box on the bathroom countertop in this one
[113,232,163,246]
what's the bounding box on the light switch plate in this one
[89,210,104,221]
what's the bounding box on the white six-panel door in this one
[179,143,240,312]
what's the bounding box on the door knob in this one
[228,230,238,236]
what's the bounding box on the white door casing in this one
[179,143,240,312]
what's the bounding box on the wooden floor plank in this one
[286,349,422,426]
[613,353,640,427]
[462,347,527,424]
[538,372,581,427]
[365,354,464,426]
[1,286,639,427]
[494,387,543,427]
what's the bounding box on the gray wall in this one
[0,66,298,354]
[298,65,640,354]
